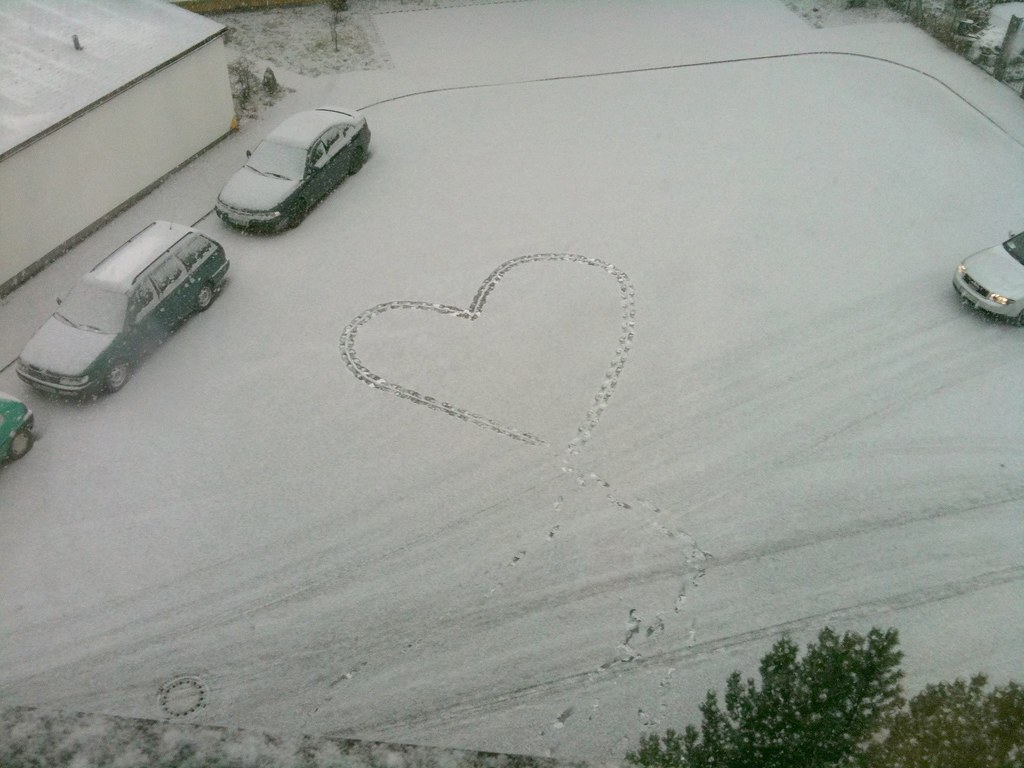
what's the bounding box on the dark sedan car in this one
[215,107,370,232]
[17,222,229,397]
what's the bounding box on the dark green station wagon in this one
[17,221,229,397]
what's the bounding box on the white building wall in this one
[0,37,233,290]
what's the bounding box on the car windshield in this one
[1003,231,1024,264]
[57,281,126,334]
[246,140,307,181]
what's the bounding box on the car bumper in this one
[16,366,99,397]
[953,273,1021,319]
[216,205,286,233]
[210,259,230,289]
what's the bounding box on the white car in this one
[953,231,1024,324]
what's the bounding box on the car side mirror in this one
[246,149,252,159]
[56,296,62,305]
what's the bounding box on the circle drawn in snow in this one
[158,676,207,717]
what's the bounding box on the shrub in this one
[227,55,258,115]
[866,675,1024,768]
[629,626,1023,768]
[628,627,905,768]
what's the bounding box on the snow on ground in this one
[2,0,1024,762]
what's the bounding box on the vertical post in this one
[950,0,968,47]
[913,0,924,24]
[995,15,1023,81]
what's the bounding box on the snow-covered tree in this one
[866,674,1024,768]
[627,627,905,768]
[326,0,348,52]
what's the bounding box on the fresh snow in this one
[1,0,1023,762]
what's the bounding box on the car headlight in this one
[989,293,1014,305]
[217,203,280,221]
[957,264,967,274]
[243,210,282,221]
[59,374,89,386]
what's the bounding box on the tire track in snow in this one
[5,485,1016,725]
[357,564,1024,736]
[709,491,1024,570]
[593,282,1020,525]
[348,489,1022,674]
[15,474,1015,669]
[358,52,1024,150]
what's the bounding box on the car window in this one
[173,234,216,272]
[247,139,306,181]
[310,139,329,169]
[322,127,341,152]
[149,256,186,295]
[167,236,199,271]
[128,279,158,323]
[59,282,128,334]
[1005,231,1024,264]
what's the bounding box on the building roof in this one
[0,0,225,158]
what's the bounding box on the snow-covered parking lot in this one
[2,1,1024,761]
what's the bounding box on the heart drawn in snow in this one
[340,254,635,453]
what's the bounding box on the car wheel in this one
[105,361,131,393]
[195,282,216,312]
[349,146,365,175]
[6,427,33,461]
[289,198,308,229]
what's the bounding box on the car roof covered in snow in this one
[87,221,192,291]
[264,108,365,148]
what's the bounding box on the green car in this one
[17,221,229,397]
[0,392,34,462]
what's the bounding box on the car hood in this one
[0,391,29,426]
[218,166,300,212]
[0,391,28,414]
[963,245,1024,296]
[19,315,115,376]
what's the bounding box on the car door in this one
[122,276,162,358]
[306,136,333,204]
[147,254,191,328]
[168,234,207,303]
[339,123,360,173]
[0,402,11,458]
[320,126,350,188]
[313,127,352,198]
